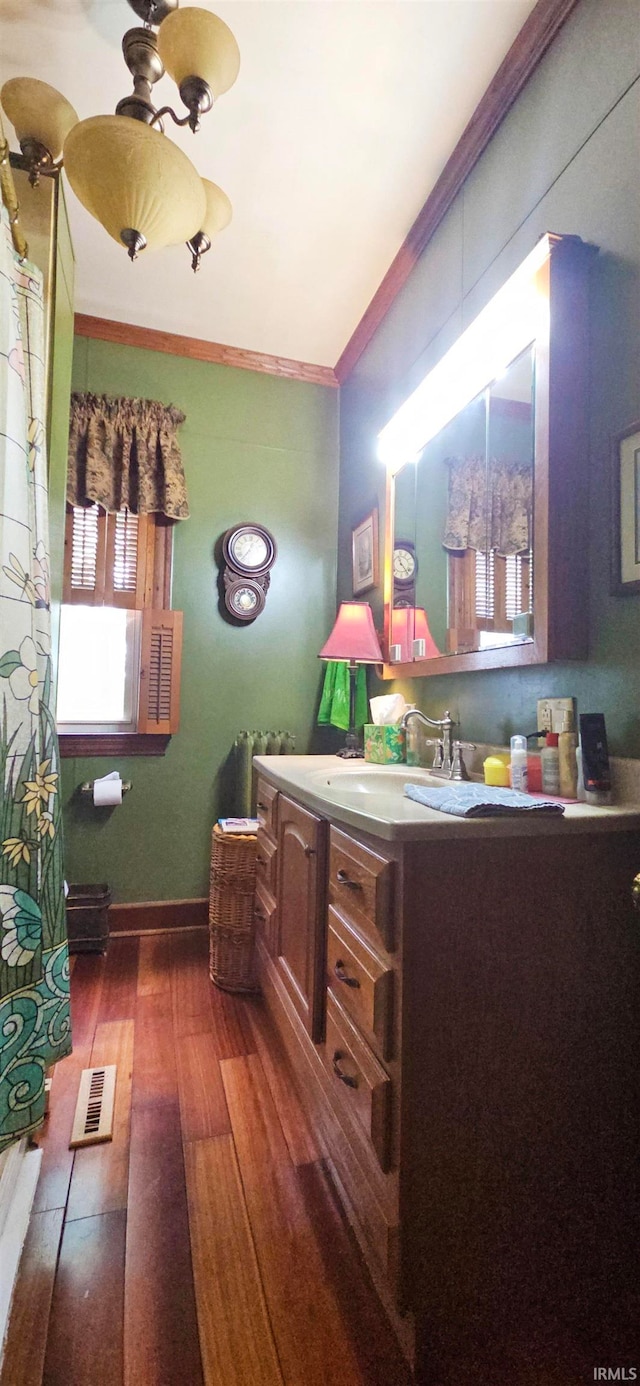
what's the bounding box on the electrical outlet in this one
[537,697,575,734]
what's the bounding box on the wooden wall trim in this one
[74,314,339,389]
[109,898,208,933]
[334,0,581,383]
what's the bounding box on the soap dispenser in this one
[541,732,560,795]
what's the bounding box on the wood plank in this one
[221,1053,365,1386]
[245,997,319,1166]
[74,314,339,389]
[97,937,139,1023]
[43,1210,126,1386]
[68,951,106,1049]
[65,1020,134,1222]
[175,1032,230,1142]
[131,992,179,1113]
[137,932,178,997]
[335,0,580,381]
[125,1103,204,1386]
[0,1208,64,1386]
[208,983,256,1061]
[171,929,215,1039]
[296,1161,412,1386]
[184,1135,283,1386]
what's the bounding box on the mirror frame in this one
[380,232,596,678]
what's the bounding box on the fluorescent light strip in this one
[378,235,551,474]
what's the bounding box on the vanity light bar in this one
[377,234,552,475]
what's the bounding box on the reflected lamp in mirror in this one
[318,602,383,758]
[389,607,440,663]
[379,231,596,678]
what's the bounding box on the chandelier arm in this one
[148,105,192,130]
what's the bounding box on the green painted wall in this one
[338,0,640,755]
[61,340,339,902]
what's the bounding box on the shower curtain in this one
[0,204,71,1151]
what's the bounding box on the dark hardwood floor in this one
[1,929,411,1386]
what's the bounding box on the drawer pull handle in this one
[256,855,266,867]
[336,869,361,889]
[334,960,360,989]
[332,1050,358,1089]
[254,908,265,922]
[257,801,266,811]
[304,845,316,857]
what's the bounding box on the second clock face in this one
[393,544,416,582]
[224,579,266,621]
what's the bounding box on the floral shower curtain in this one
[0,205,71,1152]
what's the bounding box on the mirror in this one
[382,233,594,676]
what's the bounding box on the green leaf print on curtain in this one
[0,204,71,1152]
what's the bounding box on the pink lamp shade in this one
[319,602,383,664]
[390,607,440,662]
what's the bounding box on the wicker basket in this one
[209,825,258,993]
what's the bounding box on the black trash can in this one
[66,883,111,954]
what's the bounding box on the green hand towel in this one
[318,662,368,731]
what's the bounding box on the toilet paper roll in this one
[93,772,122,807]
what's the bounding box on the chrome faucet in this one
[401,707,474,780]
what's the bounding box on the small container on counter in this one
[541,732,561,795]
[510,735,529,792]
[558,709,578,798]
[483,755,510,787]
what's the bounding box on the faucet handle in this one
[451,740,476,781]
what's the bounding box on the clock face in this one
[393,545,416,582]
[224,578,266,621]
[223,524,276,576]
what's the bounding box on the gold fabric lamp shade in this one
[157,8,240,99]
[63,116,206,258]
[1,77,78,162]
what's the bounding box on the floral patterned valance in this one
[442,454,532,557]
[67,393,189,520]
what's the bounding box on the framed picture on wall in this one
[613,420,640,593]
[352,508,379,595]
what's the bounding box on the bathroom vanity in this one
[253,755,640,1385]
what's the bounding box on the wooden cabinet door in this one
[276,795,326,1042]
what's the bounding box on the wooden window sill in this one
[59,733,171,758]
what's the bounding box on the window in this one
[57,504,183,755]
[447,547,531,652]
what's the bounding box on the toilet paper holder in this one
[80,781,132,795]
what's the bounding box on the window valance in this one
[442,455,532,557]
[67,392,189,520]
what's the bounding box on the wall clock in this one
[220,523,277,621]
[393,539,417,607]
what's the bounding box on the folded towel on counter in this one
[404,783,565,818]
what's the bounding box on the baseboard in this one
[109,898,208,934]
[0,1141,42,1363]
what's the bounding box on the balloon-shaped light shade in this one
[63,116,206,257]
[200,179,232,239]
[1,77,78,161]
[157,8,240,98]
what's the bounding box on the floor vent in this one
[69,1065,117,1149]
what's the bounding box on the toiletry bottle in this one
[510,734,528,792]
[575,741,586,801]
[541,732,560,795]
[558,709,578,798]
[579,713,612,805]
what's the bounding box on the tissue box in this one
[363,725,406,764]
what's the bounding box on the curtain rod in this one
[0,111,28,261]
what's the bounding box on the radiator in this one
[234,730,295,816]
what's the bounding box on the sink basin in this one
[305,763,441,812]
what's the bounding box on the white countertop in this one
[253,755,640,843]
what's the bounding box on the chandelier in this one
[1,0,239,271]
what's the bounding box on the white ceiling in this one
[1,0,538,367]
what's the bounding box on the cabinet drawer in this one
[328,827,395,950]
[256,778,278,837]
[254,882,277,956]
[327,906,393,1060]
[256,829,277,895]
[323,991,391,1172]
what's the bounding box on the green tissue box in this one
[363,725,406,764]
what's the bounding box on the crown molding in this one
[74,314,339,388]
[334,0,581,384]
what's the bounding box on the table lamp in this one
[318,601,383,757]
[390,606,440,662]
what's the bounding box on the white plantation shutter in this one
[475,548,495,621]
[112,510,139,595]
[64,504,105,603]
